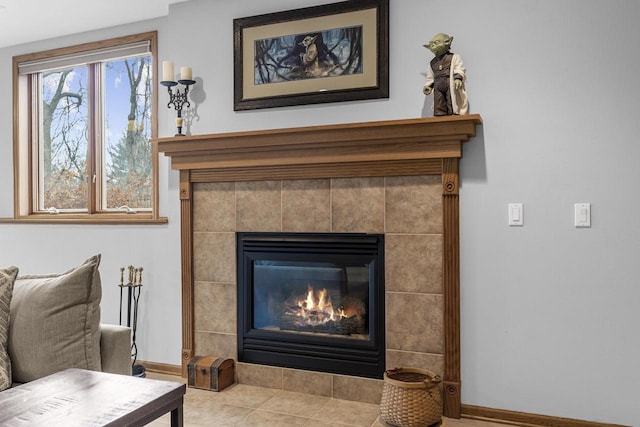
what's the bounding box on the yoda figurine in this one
[423,33,468,116]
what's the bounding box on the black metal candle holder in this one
[160,79,196,136]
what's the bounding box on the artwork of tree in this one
[254,26,363,84]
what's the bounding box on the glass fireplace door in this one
[253,260,370,339]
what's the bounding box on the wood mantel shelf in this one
[153,114,482,182]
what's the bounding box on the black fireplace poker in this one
[118,266,146,378]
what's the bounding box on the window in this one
[12,32,165,223]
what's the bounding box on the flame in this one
[304,287,314,309]
[289,284,346,326]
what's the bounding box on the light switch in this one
[575,203,591,227]
[508,203,523,226]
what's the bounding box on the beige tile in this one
[332,374,383,405]
[331,177,384,233]
[310,398,380,427]
[148,398,253,427]
[385,175,442,234]
[183,399,253,426]
[193,182,236,232]
[184,386,227,403]
[385,350,444,378]
[282,179,331,232]
[259,390,330,417]
[193,281,236,334]
[283,368,332,397]
[193,232,236,283]
[237,362,283,389]
[194,383,280,408]
[235,409,309,426]
[236,180,282,232]
[386,293,444,354]
[385,234,443,294]
[194,331,237,360]
[304,420,359,427]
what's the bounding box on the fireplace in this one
[237,232,385,379]
[154,115,482,417]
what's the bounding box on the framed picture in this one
[233,0,389,111]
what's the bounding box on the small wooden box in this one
[187,356,235,392]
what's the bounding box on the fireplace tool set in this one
[118,266,145,377]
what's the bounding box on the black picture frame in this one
[233,0,389,111]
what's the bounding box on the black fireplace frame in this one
[237,232,385,379]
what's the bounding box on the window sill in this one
[0,214,168,225]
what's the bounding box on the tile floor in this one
[146,373,512,427]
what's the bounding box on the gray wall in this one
[1,0,638,425]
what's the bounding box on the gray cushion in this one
[0,266,18,391]
[9,255,102,383]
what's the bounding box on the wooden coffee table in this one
[0,368,186,426]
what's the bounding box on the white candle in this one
[180,66,192,81]
[162,61,174,82]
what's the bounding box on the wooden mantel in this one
[153,115,482,181]
[153,114,482,419]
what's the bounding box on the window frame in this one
[11,31,165,224]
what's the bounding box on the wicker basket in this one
[380,367,443,427]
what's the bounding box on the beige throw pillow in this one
[9,255,102,383]
[0,266,18,390]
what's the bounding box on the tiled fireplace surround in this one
[155,115,482,418]
[193,175,442,395]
